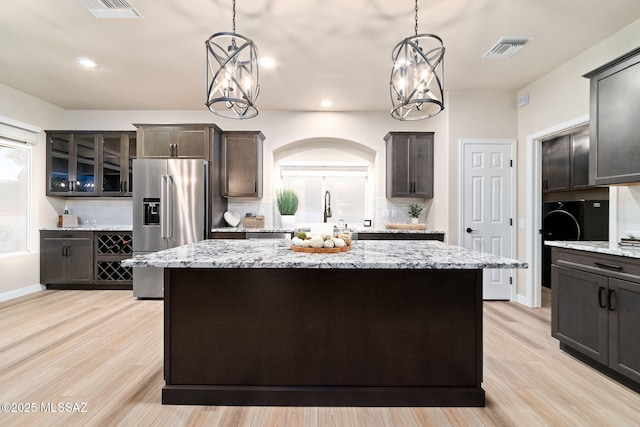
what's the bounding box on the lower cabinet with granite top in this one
[40,230,132,290]
[551,246,640,391]
[124,239,527,407]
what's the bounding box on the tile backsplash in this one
[61,199,133,226]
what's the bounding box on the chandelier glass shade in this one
[205,1,259,119]
[390,1,445,121]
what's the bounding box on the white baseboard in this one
[0,284,46,303]
[516,293,532,307]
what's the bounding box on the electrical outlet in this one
[391,209,397,218]
[382,209,389,218]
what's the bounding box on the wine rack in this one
[95,233,133,286]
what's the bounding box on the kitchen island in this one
[123,239,526,407]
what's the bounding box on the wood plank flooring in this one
[0,288,638,426]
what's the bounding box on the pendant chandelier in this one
[206,0,259,119]
[390,0,445,121]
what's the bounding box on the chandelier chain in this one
[232,0,236,33]
[414,0,418,36]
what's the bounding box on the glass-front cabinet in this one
[99,132,136,196]
[46,131,136,197]
[47,133,98,196]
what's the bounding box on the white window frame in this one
[279,161,371,224]
[0,116,39,257]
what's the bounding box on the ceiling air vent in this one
[482,37,532,58]
[76,0,142,19]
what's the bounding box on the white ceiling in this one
[1,0,640,113]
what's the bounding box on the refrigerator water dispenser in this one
[143,198,160,225]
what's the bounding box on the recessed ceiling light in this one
[76,57,97,68]
[260,57,276,68]
[320,100,333,108]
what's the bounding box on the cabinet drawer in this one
[552,248,640,281]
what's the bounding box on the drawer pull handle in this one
[594,262,623,271]
[598,286,606,308]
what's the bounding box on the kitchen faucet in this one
[323,191,332,222]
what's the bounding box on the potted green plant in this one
[276,189,299,228]
[407,203,424,224]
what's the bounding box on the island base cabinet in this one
[163,268,484,406]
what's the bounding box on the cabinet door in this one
[222,132,263,197]
[138,127,173,158]
[542,135,570,192]
[74,134,98,195]
[40,238,66,284]
[175,127,208,159]
[571,129,591,189]
[387,135,411,197]
[413,134,434,197]
[608,278,640,383]
[66,237,94,283]
[47,133,71,195]
[99,132,136,196]
[551,265,608,364]
[588,49,640,185]
[40,234,93,284]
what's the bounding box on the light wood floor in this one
[0,288,638,426]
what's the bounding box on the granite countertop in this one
[122,239,527,270]
[41,225,132,232]
[545,240,640,259]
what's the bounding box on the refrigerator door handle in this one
[161,174,168,239]
[166,174,174,239]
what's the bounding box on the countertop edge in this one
[545,240,640,259]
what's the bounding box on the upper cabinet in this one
[541,127,591,192]
[47,132,98,197]
[99,132,136,196]
[385,132,434,198]
[584,47,640,185]
[46,131,136,197]
[135,124,220,160]
[221,131,264,197]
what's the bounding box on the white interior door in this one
[461,140,516,300]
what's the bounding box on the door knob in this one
[466,227,475,233]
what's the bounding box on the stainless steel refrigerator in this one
[132,159,210,298]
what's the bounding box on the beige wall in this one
[515,19,640,301]
[0,84,66,297]
[447,90,518,244]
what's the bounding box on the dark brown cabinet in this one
[40,230,132,289]
[541,127,591,192]
[584,46,640,185]
[385,132,434,198]
[46,131,136,197]
[99,132,136,196]
[135,124,218,160]
[551,247,640,388]
[356,232,444,241]
[40,231,94,285]
[47,133,98,196]
[221,131,264,197]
